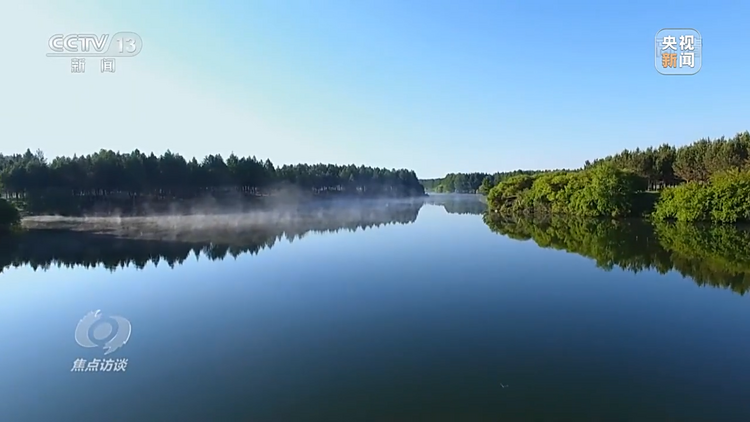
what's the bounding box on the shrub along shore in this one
[485,132,750,223]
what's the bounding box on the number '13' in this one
[117,38,137,53]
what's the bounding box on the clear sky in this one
[2,0,748,178]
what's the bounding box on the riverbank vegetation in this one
[484,132,750,223]
[651,169,750,223]
[483,215,750,295]
[420,170,550,194]
[486,164,652,218]
[0,149,425,216]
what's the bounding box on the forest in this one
[0,149,425,217]
[420,170,549,194]
[484,132,750,223]
[2,131,749,225]
[433,130,750,194]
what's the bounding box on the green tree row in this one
[485,132,750,222]
[584,131,750,188]
[652,168,750,223]
[420,170,549,194]
[423,131,750,196]
[486,164,652,218]
[483,215,750,295]
[0,149,425,203]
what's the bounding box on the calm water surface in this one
[1,195,749,422]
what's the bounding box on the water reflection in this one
[425,193,487,215]
[0,200,425,273]
[483,214,750,295]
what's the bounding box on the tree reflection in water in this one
[484,214,750,295]
[16,196,743,298]
[0,200,428,273]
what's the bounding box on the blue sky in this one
[2,0,748,178]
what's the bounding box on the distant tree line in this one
[0,149,425,216]
[485,132,750,223]
[421,170,551,194]
[424,131,750,197]
[484,215,750,295]
[584,132,750,188]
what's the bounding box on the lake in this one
[1,194,749,422]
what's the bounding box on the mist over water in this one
[19,194,483,241]
[20,197,438,240]
[0,195,485,276]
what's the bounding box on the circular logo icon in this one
[74,310,131,355]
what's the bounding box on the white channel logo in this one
[74,310,131,355]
